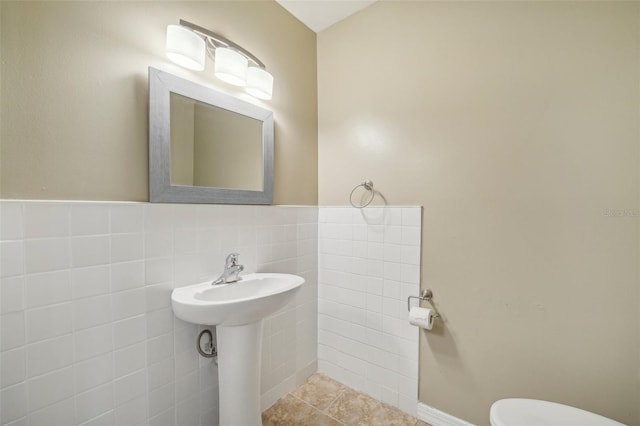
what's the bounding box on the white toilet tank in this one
[490,399,626,426]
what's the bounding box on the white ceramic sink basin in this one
[171,272,304,326]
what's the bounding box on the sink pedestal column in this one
[216,320,264,426]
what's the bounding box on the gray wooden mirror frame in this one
[148,67,274,204]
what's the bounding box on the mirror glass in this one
[170,93,263,191]
[149,67,274,204]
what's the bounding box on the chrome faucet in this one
[212,253,244,285]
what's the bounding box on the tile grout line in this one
[322,386,346,414]
[289,393,347,425]
[318,387,348,425]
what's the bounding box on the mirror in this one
[149,67,273,204]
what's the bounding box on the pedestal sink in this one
[171,273,304,426]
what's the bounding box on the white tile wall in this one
[318,207,421,417]
[0,201,318,426]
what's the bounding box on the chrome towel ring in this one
[349,180,375,208]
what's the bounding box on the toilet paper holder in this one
[407,288,440,318]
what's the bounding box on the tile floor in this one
[262,374,432,426]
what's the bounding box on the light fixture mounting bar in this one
[179,19,266,69]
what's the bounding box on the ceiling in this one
[275,0,377,33]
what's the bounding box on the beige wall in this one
[318,1,639,425]
[0,0,318,204]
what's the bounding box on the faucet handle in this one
[225,253,240,267]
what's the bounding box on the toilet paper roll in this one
[409,306,436,330]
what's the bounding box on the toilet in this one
[490,399,626,426]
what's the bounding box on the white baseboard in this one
[417,402,476,426]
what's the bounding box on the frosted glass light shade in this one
[166,25,205,71]
[214,48,248,86]
[246,67,274,100]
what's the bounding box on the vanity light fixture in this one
[246,67,274,100]
[166,24,206,71]
[165,20,274,100]
[214,47,248,86]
